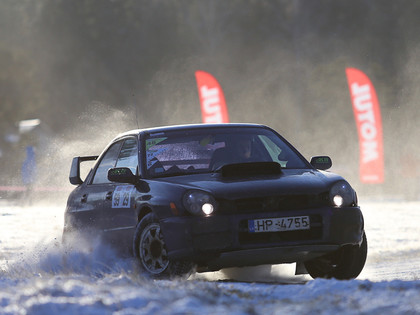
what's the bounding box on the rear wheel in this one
[133,213,194,278]
[304,232,368,280]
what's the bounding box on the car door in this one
[100,137,139,250]
[72,140,124,235]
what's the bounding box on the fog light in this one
[202,203,214,215]
[183,190,217,215]
[329,181,355,207]
[333,195,344,207]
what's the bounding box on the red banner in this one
[195,71,229,123]
[346,68,384,183]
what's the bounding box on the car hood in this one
[152,169,343,200]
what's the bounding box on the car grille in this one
[218,193,329,214]
[238,215,323,245]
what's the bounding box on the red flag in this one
[195,71,229,123]
[346,68,384,183]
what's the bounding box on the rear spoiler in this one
[69,156,98,185]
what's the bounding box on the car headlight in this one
[329,181,356,207]
[183,190,217,216]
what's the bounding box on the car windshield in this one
[144,127,308,178]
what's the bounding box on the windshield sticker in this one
[146,137,167,150]
[147,159,159,169]
[146,147,168,169]
[199,136,214,146]
[112,185,135,208]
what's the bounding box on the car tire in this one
[133,213,194,278]
[304,231,368,280]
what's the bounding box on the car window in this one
[115,138,138,174]
[92,141,123,184]
[257,134,307,168]
[145,128,308,177]
[258,135,287,167]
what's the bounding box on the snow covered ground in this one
[0,198,419,314]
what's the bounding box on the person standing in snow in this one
[21,145,37,202]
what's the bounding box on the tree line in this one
[1,0,420,195]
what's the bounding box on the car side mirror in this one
[310,156,332,170]
[108,167,138,184]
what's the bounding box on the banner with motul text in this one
[195,71,229,123]
[346,68,384,183]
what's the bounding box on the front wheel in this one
[133,213,194,278]
[304,231,368,280]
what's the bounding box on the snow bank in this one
[1,273,419,314]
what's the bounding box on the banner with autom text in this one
[195,71,229,123]
[346,68,384,183]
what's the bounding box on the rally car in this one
[64,123,367,279]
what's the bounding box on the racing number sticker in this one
[112,185,135,208]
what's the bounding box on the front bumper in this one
[160,206,364,270]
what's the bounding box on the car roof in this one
[113,123,270,140]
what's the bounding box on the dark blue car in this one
[64,123,367,279]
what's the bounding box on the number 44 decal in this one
[112,185,135,208]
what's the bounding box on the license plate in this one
[248,216,310,233]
